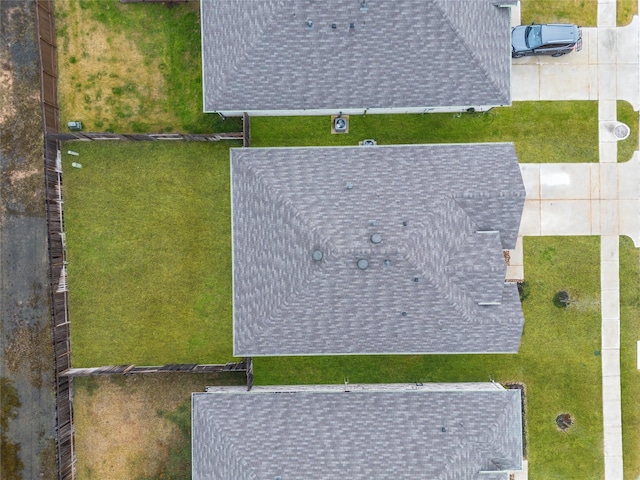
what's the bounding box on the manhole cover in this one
[614,123,630,140]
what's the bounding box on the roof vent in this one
[349,22,355,29]
[357,258,369,270]
[346,182,354,190]
[441,427,446,432]
[306,19,313,28]
[413,277,419,283]
[369,219,376,226]
[360,0,368,11]
[402,221,408,227]
[401,311,407,317]
[331,22,337,29]
[371,233,382,244]
[384,260,391,267]
[312,250,323,261]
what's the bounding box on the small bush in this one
[518,281,530,302]
[553,291,571,308]
[556,413,574,431]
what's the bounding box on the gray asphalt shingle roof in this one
[201,0,513,113]
[231,143,526,356]
[192,383,523,480]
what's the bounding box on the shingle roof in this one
[231,143,526,356]
[192,383,523,480]
[201,0,513,113]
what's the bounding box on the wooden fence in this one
[246,357,254,389]
[243,112,250,147]
[61,360,249,377]
[47,131,244,141]
[35,1,251,476]
[36,0,59,133]
[35,1,75,478]
[43,139,75,480]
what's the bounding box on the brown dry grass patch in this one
[56,0,170,131]
[4,319,52,389]
[73,372,245,480]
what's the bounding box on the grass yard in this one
[251,102,603,163]
[520,0,597,26]
[520,0,636,27]
[620,236,640,480]
[251,101,637,163]
[73,372,246,480]
[63,141,240,366]
[617,0,638,27]
[55,0,240,133]
[254,237,604,479]
[618,101,639,163]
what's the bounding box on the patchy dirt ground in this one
[0,1,57,479]
[73,372,246,480]
[55,0,168,131]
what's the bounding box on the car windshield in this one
[525,25,543,48]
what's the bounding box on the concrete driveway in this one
[512,19,640,109]
[518,156,640,243]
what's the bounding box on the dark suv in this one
[512,23,582,58]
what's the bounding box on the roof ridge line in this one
[240,160,335,325]
[463,396,521,471]
[207,416,260,480]
[401,234,478,325]
[431,0,504,99]
[210,0,287,102]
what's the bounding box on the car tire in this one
[512,53,524,59]
[552,52,566,57]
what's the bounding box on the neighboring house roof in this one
[201,0,514,113]
[231,143,526,357]
[192,383,523,480]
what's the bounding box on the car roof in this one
[541,24,578,44]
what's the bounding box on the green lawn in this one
[520,0,636,29]
[618,101,639,163]
[251,102,603,163]
[618,0,638,27]
[63,141,240,366]
[255,237,604,479]
[56,0,241,133]
[620,236,640,480]
[520,0,597,26]
[252,101,637,163]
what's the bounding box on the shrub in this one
[518,281,531,302]
[553,291,571,308]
